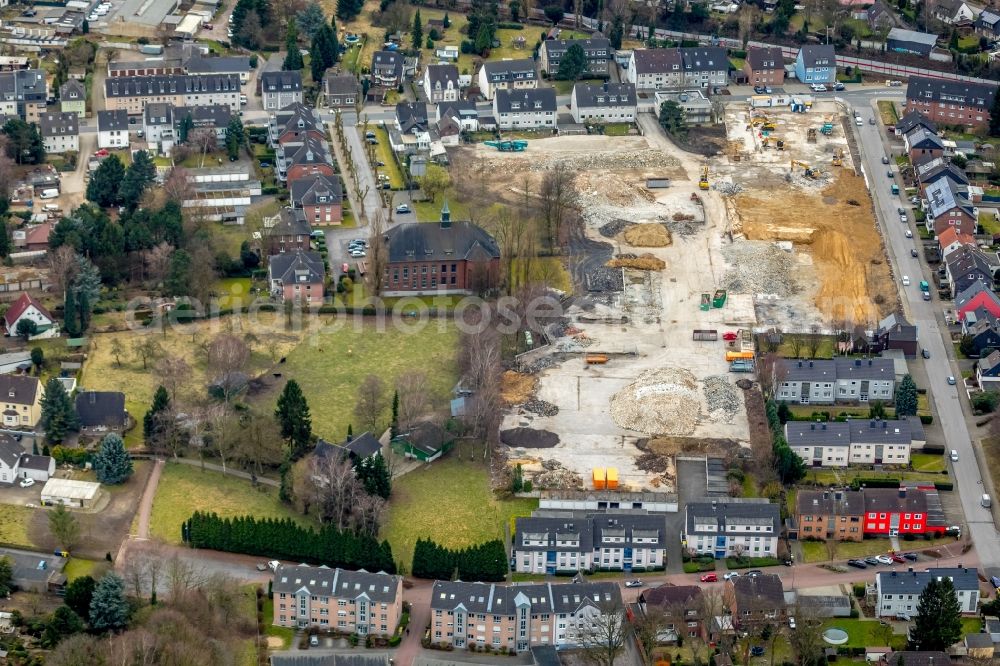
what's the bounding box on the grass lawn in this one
[382,455,537,569]
[214,277,255,310]
[63,557,108,581]
[213,221,251,257]
[801,538,893,563]
[877,101,899,126]
[413,193,470,223]
[911,452,945,472]
[0,504,36,548]
[551,77,603,95]
[149,462,314,545]
[340,209,357,228]
[803,468,946,486]
[281,320,460,440]
[603,123,633,136]
[371,128,405,189]
[776,335,837,359]
[510,257,572,293]
[820,618,905,650]
[263,596,295,648]
[962,617,983,635]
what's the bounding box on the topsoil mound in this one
[607,253,666,271]
[501,370,537,405]
[501,428,560,448]
[623,223,671,247]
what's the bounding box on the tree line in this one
[183,511,397,573]
[411,537,507,581]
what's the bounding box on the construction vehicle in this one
[700,293,711,311]
[484,139,528,152]
[820,115,835,135]
[791,160,819,179]
[699,165,709,190]
[762,136,785,150]
[807,128,817,143]
[585,353,609,364]
[760,121,777,132]
[725,351,755,362]
[832,148,844,167]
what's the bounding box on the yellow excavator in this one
[790,159,819,179]
[832,148,845,167]
[699,166,710,190]
[762,136,785,150]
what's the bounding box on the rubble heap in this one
[609,367,701,435]
[720,241,798,297]
[702,375,742,422]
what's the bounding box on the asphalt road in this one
[848,94,1000,572]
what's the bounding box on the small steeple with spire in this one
[440,199,451,228]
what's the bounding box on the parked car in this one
[834,82,845,91]
[951,449,959,461]
[367,137,378,145]
[922,348,930,359]
[21,9,37,16]
[376,160,386,166]
[310,635,320,647]
[869,118,876,125]
[259,161,271,168]
[910,249,918,258]
[746,570,763,577]
[365,131,377,139]
[891,554,906,563]
[847,559,868,569]
[267,560,280,571]
[876,555,894,565]
[991,575,1000,590]
[19,478,34,488]
[947,376,956,385]
[905,229,912,238]
[897,612,911,622]
[202,22,214,29]
[349,250,366,258]
[256,562,267,571]
[882,156,890,165]
[902,553,918,561]
[723,572,740,580]
[753,85,766,94]
[810,84,827,92]
[750,646,765,657]
[395,204,411,214]
[788,616,797,629]
[886,170,893,178]
[625,580,643,588]
[700,573,718,582]
[864,557,880,565]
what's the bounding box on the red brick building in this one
[905,76,997,131]
[268,102,326,146]
[266,208,312,254]
[743,48,785,87]
[384,204,500,296]
[290,173,343,226]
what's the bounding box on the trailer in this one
[712,289,727,308]
[585,353,609,364]
[750,95,772,108]
[730,360,755,373]
[700,293,711,311]
[692,329,719,341]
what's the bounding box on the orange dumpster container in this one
[585,353,609,364]
[725,351,755,362]
[593,467,606,490]
[606,467,619,490]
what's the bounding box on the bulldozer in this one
[699,165,710,190]
[832,148,845,167]
[807,128,817,143]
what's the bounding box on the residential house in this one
[423,64,460,103]
[11,224,51,253]
[932,0,982,25]
[975,9,1000,38]
[637,585,706,643]
[4,293,56,338]
[289,173,343,226]
[143,102,175,154]
[272,564,403,634]
[862,486,946,537]
[626,49,683,90]
[268,102,325,147]
[185,55,252,84]
[493,88,557,130]
[725,575,786,628]
[886,28,939,56]
[956,279,1000,323]
[894,110,936,137]
[905,76,997,131]
[396,102,428,134]
[653,89,713,124]
[266,208,312,254]
[904,127,945,162]
[0,70,47,122]
[260,71,303,111]
[0,547,65,594]
[794,45,837,84]
[322,73,361,108]
[926,177,977,236]
[795,489,865,541]
[330,431,383,462]
[74,391,127,434]
[17,453,54,483]
[539,37,612,78]
[0,375,43,428]
[743,47,785,87]
[0,435,54,484]
[371,51,405,87]
[785,418,919,468]
[96,109,130,149]
[875,568,979,617]
[775,358,896,405]
[977,350,1000,389]
[391,420,452,462]
[104,74,242,114]
[684,500,781,559]
[384,204,500,296]
[570,82,636,124]
[38,112,78,154]
[868,1,898,30]
[476,59,537,100]
[174,104,232,145]
[915,157,967,192]
[874,313,918,356]
[59,79,86,118]
[436,101,478,145]
[963,307,1000,356]
[679,48,729,89]
[267,250,325,304]
[429,579,623,652]
[512,514,665,575]
[936,227,975,259]
[946,245,993,297]
[276,135,335,185]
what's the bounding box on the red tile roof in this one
[4,293,53,330]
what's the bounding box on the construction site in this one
[461,100,895,493]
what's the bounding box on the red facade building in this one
[861,487,946,537]
[905,76,997,131]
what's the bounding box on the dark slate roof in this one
[38,111,78,138]
[685,501,780,535]
[680,47,727,72]
[947,245,993,288]
[896,110,936,135]
[927,178,975,219]
[515,516,594,553]
[0,70,46,102]
[495,88,556,114]
[796,489,865,516]
[833,357,895,381]
[799,44,836,68]
[74,391,126,428]
[268,250,325,284]
[397,420,447,455]
[323,73,361,97]
[272,564,400,602]
[290,173,341,208]
[965,633,993,648]
[371,50,403,74]
[542,37,612,58]
[887,28,938,47]
[59,79,85,100]
[105,74,241,98]
[640,584,702,608]
[732,574,786,608]
[438,100,477,119]
[955,279,994,308]
[185,55,251,74]
[862,487,930,514]
[0,434,21,469]
[97,109,128,132]
[877,312,918,343]
[425,63,459,89]
[431,580,621,614]
[175,104,232,129]
[746,47,783,71]
[287,135,332,167]
[261,71,302,93]
[630,48,682,74]
[340,431,381,459]
[18,454,52,471]
[480,59,536,83]
[906,75,997,110]
[906,127,944,149]
[981,349,1000,375]
[877,568,979,594]
[396,102,428,133]
[573,82,635,109]
[270,208,313,238]
[144,102,174,126]
[0,375,39,407]
[271,657,390,666]
[782,359,836,382]
[386,221,500,263]
[530,646,561,666]
[915,157,968,188]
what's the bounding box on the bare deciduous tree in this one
[132,337,164,370]
[308,453,363,530]
[162,167,193,204]
[577,601,627,666]
[538,162,574,251]
[48,246,77,297]
[155,354,190,403]
[632,603,669,664]
[485,205,533,295]
[366,212,388,297]
[353,492,386,537]
[206,333,250,403]
[354,374,387,433]
[756,353,787,401]
[807,325,822,359]
[396,371,430,431]
[458,317,502,458]
[233,411,284,476]
[787,335,805,359]
[166,555,206,605]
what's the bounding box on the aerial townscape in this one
[0,0,999,664]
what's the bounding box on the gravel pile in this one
[714,182,745,196]
[527,149,679,173]
[666,218,702,237]
[518,355,559,374]
[533,460,584,490]
[720,241,798,297]
[523,399,559,416]
[587,267,624,292]
[610,367,701,435]
[703,375,741,421]
[599,220,634,237]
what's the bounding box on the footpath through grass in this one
[382,453,537,570]
[149,463,314,545]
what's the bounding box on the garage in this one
[40,478,101,509]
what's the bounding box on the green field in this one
[372,128,405,189]
[63,557,108,581]
[214,277,255,310]
[820,619,905,650]
[149,463,314,545]
[911,452,945,472]
[283,321,460,440]
[801,538,893,563]
[0,504,37,548]
[382,455,537,569]
[413,195,470,223]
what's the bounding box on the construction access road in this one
[852,98,1000,573]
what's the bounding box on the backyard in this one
[148,462,314,544]
[819,618,906,650]
[800,538,893,563]
[0,504,38,548]
[381,453,537,569]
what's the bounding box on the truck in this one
[891,184,899,195]
[729,359,755,373]
[39,188,58,200]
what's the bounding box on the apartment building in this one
[904,127,945,163]
[775,358,896,404]
[570,82,636,124]
[512,514,665,575]
[96,109,130,149]
[38,111,79,154]
[678,48,729,89]
[323,73,361,108]
[104,74,241,115]
[726,574,787,628]
[261,71,303,111]
[493,88,557,130]
[0,69,47,122]
[268,250,326,304]
[371,50,405,87]
[625,48,727,90]
[785,418,921,468]
[539,37,612,78]
[430,579,623,652]
[185,55,252,84]
[267,102,325,147]
[875,567,979,618]
[743,47,785,86]
[684,500,780,559]
[637,585,706,642]
[905,76,997,131]
[272,564,403,634]
[861,487,947,537]
[423,64,460,103]
[59,79,86,118]
[290,172,343,226]
[793,44,837,84]
[796,489,865,541]
[477,59,537,100]
[276,134,335,185]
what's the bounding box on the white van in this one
[39,188,58,199]
[43,204,60,213]
[983,494,992,508]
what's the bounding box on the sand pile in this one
[609,367,701,435]
[623,223,671,247]
[607,253,667,271]
[501,371,537,405]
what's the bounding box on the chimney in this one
[440,199,451,228]
[908,567,914,573]
[798,361,803,367]
[821,424,826,430]
[891,571,897,577]
[870,420,876,428]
